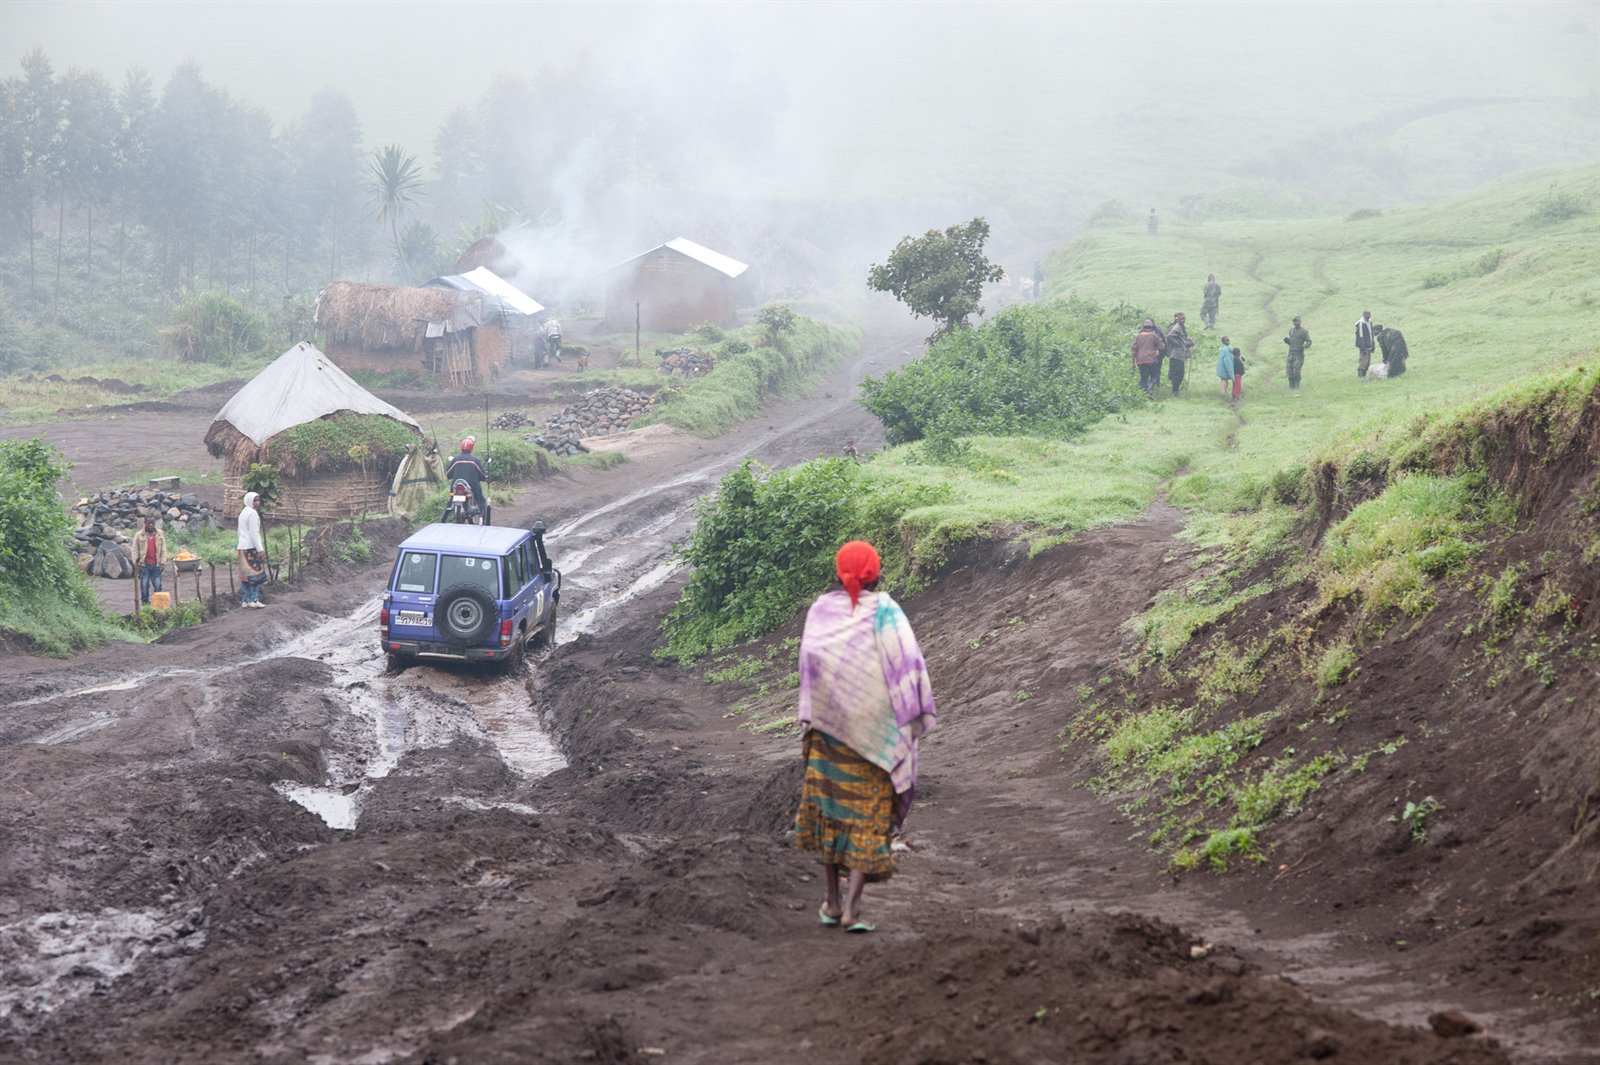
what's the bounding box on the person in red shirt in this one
[131,517,166,606]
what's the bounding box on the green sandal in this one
[818,906,842,927]
[845,920,877,934]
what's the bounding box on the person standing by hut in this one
[237,491,266,608]
[795,541,937,934]
[1201,274,1221,329]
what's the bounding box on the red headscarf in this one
[835,540,881,607]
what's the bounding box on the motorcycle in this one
[442,478,489,525]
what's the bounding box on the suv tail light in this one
[499,619,513,647]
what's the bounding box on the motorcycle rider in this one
[445,436,490,523]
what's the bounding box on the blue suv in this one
[380,522,560,667]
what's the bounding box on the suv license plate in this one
[395,610,429,627]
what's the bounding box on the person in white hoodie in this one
[236,491,267,608]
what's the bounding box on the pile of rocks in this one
[657,348,714,376]
[69,487,224,577]
[523,430,591,458]
[540,387,656,441]
[490,411,533,431]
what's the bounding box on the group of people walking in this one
[1131,274,1411,401]
[1130,310,1246,403]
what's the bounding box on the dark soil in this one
[0,305,1587,1063]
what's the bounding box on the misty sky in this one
[4,0,1597,243]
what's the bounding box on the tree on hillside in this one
[867,217,1004,338]
[11,50,62,310]
[366,144,426,268]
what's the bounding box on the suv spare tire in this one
[435,584,497,645]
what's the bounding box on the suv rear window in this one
[394,551,438,594]
[440,553,502,598]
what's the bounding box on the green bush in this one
[858,298,1147,446]
[1270,464,1308,505]
[0,438,87,598]
[160,292,267,363]
[662,457,948,660]
[124,601,206,638]
[0,438,121,654]
[1526,190,1587,226]
[481,431,546,480]
[1421,272,1452,290]
[333,521,371,563]
[652,316,857,437]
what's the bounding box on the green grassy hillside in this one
[858,166,1600,556]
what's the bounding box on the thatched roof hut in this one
[314,279,518,386]
[205,342,432,520]
[315,281,476,353]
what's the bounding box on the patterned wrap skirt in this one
[794,729,897,881]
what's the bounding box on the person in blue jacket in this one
[1216,335,1236,400]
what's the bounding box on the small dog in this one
[576,352,590,372]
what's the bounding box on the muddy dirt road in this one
[0,306,1577,1063]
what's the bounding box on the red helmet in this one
[460,436,475,453]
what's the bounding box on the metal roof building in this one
[600,238,750,332]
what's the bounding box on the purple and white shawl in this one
[797,589,937,826]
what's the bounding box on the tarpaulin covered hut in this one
[203,342,442,520]
[314,280,504,387]
[601,238,749,332]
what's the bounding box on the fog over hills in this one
[3,0,1596,273]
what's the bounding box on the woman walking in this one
[795,541,937,933]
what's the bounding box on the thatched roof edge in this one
[315,280,476,351]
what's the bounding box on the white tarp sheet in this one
[213,341,421,446]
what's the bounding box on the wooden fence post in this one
[209,563,218,616]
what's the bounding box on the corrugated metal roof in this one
[460,267,544,315]
[601,238,750,279]
[425,268,544,316]
[664,238,748,278]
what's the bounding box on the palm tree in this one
[366,144,425,264]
